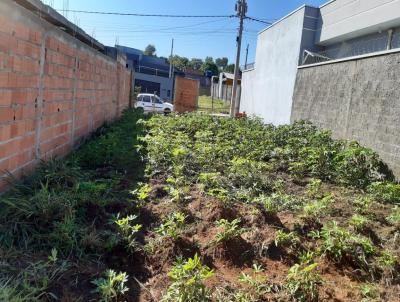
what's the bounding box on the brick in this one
[0,90,12,106]
[0,33,17,53]
[28,29,42,45]
[0,73,10,88]
[13,56,40,74]
[14,24,30,41]
[11,90,38,104]
[16,40,40,59]
[0,107,15,123]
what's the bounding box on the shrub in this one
[306,179,323,198]
[155,212,187,240]
[311,222,375,267]
[252,194,279,215]
[275,230,300,248]
[302,194,333,223]
[350,214,371,231]
[162,254,214,302]
[386,206,400,228]
[91,270,129,302]
[214,219,245,243]
[359,284,379,302]
[334,142,382,188]
[353,196,375,214]
[114,215,142,252]
[286,263,321,302]
[368,182,400,204]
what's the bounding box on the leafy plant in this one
[302,194,333,223]
[306,179,323,198]
[214,219,245,243]
[253,194,279,215]
[311,221,375,267]
[91,269,129,302]
[334,142,382,188]
[386,206,400,228]
[162,254,214,302]
[155,212,187,240]
[353,196,375,214]
[274,230,300,248]
[377,250,397,270]
[136,183,152,201]
[114,215,142,251]
[368,182,400,204]
[286,263,321,302]
[238,270,271,297]
[350,214,371,231]
[359,284,379,302]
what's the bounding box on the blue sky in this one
[48,0,326,64]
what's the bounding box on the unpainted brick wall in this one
[0,0,131,191]
[291,51,400,178]
[174,76,199,113]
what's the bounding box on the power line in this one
[245,16,272,25]
[55,9,236,18]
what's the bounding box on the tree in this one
[188,58,204,70]
[204,56,214,64]
[216,57,228,69]
[169,55,189,70]
[225,64,235,73]
[144,44,156,56]
[201,61,219,76]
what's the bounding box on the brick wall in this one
[291,50,400,178]
[0,0,131,191]
[174,77,199,113]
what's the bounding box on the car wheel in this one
[164,109,171,115]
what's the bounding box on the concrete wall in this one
[240,6,318,125]
[0,0,131,191]
[291,49,400,177]
[317,0,400,45]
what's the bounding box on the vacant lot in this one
[198,95,230,114]
[1,110,399,301]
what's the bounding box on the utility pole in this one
[169,38,174,78]
[230,0,247,117]
[245,43,249,69]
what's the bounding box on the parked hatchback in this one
[135,93,174,114]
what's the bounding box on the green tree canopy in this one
[216,57,229,69]
[144,44,156,56]
[201,61,219,76]
[225,64,235,73]
[188,58,204,70]
[169,55,189,70]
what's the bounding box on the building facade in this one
[106,45,177,101]
[240,0,400,124]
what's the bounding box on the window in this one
[142,96,151,103]
[137,95,143,102]
[153,96,163,104]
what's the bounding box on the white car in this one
[135,93,174,114]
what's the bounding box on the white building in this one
[240,0,400,125]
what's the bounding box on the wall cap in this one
[298,47,400,69]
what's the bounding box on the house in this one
[240,0,400,125]
[106,45,183,101]
[211,72,241,102]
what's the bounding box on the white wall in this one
[317,0,400,44]
[240,7,307,125]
